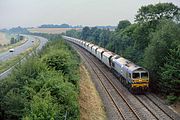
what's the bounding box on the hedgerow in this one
[0,37,80,120]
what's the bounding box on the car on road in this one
[9,48,15,52]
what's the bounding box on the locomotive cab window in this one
[133,73,140,79]
[141,72,148,78]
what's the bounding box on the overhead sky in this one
[0,0,179,29]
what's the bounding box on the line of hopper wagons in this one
[63,36,149,93]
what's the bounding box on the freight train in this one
[63,36,149,93]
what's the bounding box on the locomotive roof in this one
[114,57,146,72]
[111,55,120,60]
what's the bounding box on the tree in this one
[10,37,15,44]
[108,23,151,63]
[143,20,180,92]
[66,30,81,38]
[116,20,131,31]
[131,23,152,50]
[135,3,180,23]
[81,26,91,40]
[99,29,111,47]
[90,27,102,44]
[160,47,180,95]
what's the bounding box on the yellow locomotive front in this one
[131,71,149,93]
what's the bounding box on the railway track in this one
[144,94,180,119]
[68,41,180,120]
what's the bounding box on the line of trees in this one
[66,3,180,103]
[10,35,24,44]
[0,36,80,119]
[39,24,83,28]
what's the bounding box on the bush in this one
[41,40,80,87]
[166,95,178,104]
[43,49,71,74]
[23,92,60,120]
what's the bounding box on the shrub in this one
[166,95,178,104]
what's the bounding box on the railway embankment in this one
[79,65,107,120]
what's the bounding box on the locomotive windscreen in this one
[141,72,148,78]
[133,73,140,79]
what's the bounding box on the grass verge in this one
[79,65,107,120]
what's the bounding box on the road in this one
[0,35,48,79]
[0,35,35,62]
[34,36,48,50]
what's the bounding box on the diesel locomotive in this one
[63,36,149,93]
